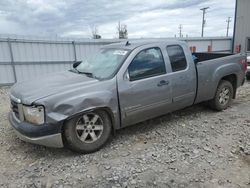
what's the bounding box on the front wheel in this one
[63,110,112,153]
[209,80,233,111]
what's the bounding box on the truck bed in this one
[193,53,246,104]
[192,52,234,63]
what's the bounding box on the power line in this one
[200,7,209,37]
[226,17,232,37]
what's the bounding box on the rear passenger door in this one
[165,45,196,109]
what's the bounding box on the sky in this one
[0,0,236,39]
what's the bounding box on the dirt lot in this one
[0,82,249,188]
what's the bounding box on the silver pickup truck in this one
[9,40,247,153]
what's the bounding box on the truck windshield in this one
[75,48,130,79]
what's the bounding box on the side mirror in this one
[73,61,82,68]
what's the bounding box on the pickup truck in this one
[9,40,247,153]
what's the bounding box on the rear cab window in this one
[247,37,250,52]
[128,47,166,81]
[166,45,187,72]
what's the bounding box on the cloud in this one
[0,0,236,38]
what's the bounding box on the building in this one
[233,0,250,55]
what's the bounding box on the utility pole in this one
[200,7,209,37]
[117,21,121,38]
[179,24,183,38]
[226,17,232,37]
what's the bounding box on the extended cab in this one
[9,40,247,153]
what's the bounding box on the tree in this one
[91,26,101,39]
[117,21,128,39]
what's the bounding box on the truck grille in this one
[10,98,25,122]
[11,100,20,119]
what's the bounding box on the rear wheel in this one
[64,110,112,153]
[246,74,250,80]
[209,80,233,111]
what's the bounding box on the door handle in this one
[157,80,169,87]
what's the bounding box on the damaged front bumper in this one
[9,112,64,148]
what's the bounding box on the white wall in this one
[0,36,232,85]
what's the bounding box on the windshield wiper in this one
[78,70,100,80]
[70,68,92,76]
[70,68,100,80]
[78,71,94,77]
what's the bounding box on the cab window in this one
[167,45,187,72]
[128,47,166,81]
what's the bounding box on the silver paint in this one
[9,40,246,147]
[13,129,63,148]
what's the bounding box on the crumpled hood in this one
[10,71,98,105]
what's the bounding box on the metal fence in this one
[0,36,232,86]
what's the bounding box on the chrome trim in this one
[10,95,24,121]
[17,103,24,121]
[125,99,171,117]
[10,95,21,103]
[12,112,21,123]
[13,129,64,148]
[173,92,196,102]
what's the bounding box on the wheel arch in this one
[62,107,116,135]
[219,74,237,99]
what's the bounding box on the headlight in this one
[23,105,45,125]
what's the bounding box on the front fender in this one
[37,89,120,130]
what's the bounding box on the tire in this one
[209,80,233,111]
[63,110,112,153]
[246,74,250,80]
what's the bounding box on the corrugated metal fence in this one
[0,36,232,85]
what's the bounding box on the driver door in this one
[117,46,173,126]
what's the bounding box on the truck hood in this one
[10,71,98,105]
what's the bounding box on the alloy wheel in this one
[75,113,104,143]
[218,87,230,105]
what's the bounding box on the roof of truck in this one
[103,39,185,50]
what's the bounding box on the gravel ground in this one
[0,82,249,188]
